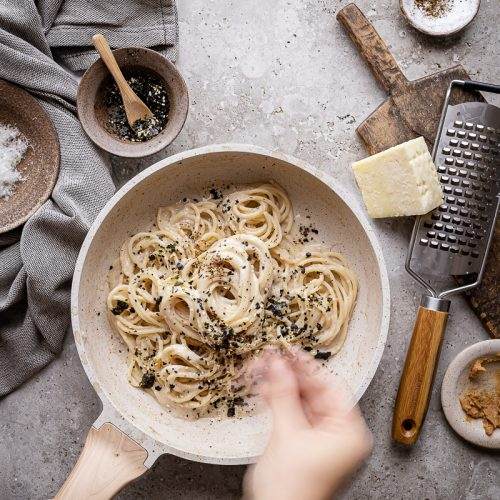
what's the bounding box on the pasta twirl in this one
[107,182,357,417]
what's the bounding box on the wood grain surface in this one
[392,307,449,445]
[460,220,499,339]
[337,3,498,338]
[55,423,148,500]
[336,5,407,92]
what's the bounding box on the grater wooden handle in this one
[392,298,450,445]
[336,3,407,93]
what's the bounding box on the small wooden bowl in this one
[77,47,188,158]
[0,79,60,234]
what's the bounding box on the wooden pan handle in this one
[336,3,407,93]
[392,297,450,445]
[55,423,148,500]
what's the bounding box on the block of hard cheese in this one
[352,137,443,218]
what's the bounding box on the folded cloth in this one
[43,0,178,71]
[0,0,178,397]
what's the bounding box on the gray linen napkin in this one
[0,0,178,397]
[44,0,178,71]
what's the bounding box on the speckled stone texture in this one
[1,1,499,498]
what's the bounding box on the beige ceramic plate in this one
[441,339,500,449]
[72,144,390,465]
[0,79,60,234]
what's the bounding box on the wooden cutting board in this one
[337,4,498,339]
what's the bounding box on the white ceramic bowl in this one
[441,339,500,449]
[71,144,390,465]
[400,0,480,37]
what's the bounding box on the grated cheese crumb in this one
[0,123,28,200]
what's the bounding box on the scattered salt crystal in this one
[0,123,28,199]
[452,53,460,62]
[399,30,407,38]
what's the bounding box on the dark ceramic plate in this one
[0,79,60,234]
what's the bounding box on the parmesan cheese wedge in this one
[352,137,443,218]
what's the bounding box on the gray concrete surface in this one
[1,0,499,498]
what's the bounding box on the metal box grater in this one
[392,80,499,447]
[410,98,500,277]
[407,81,500,281]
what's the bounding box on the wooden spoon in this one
[92,34,154,128]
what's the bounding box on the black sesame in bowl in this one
[103,71,169,142]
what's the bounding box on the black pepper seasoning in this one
[415,0,449,17]
[103,71,170,142]
[139,372,156,388]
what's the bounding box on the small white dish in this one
[400,0,480,37]
[441,339,500,449]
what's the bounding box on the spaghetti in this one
[107,182,358,416]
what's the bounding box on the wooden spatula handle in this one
[92,35,129,92]
[55,423,148,499]
[337,3,407,93]
[92,34,137,107]
[392,297,450,445]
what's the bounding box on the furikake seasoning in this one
[103,71,169,142]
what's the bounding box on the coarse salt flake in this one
[0,123,28,200]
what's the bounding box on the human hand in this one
[243,350,373,500]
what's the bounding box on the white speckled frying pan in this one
[57,145,390,499]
